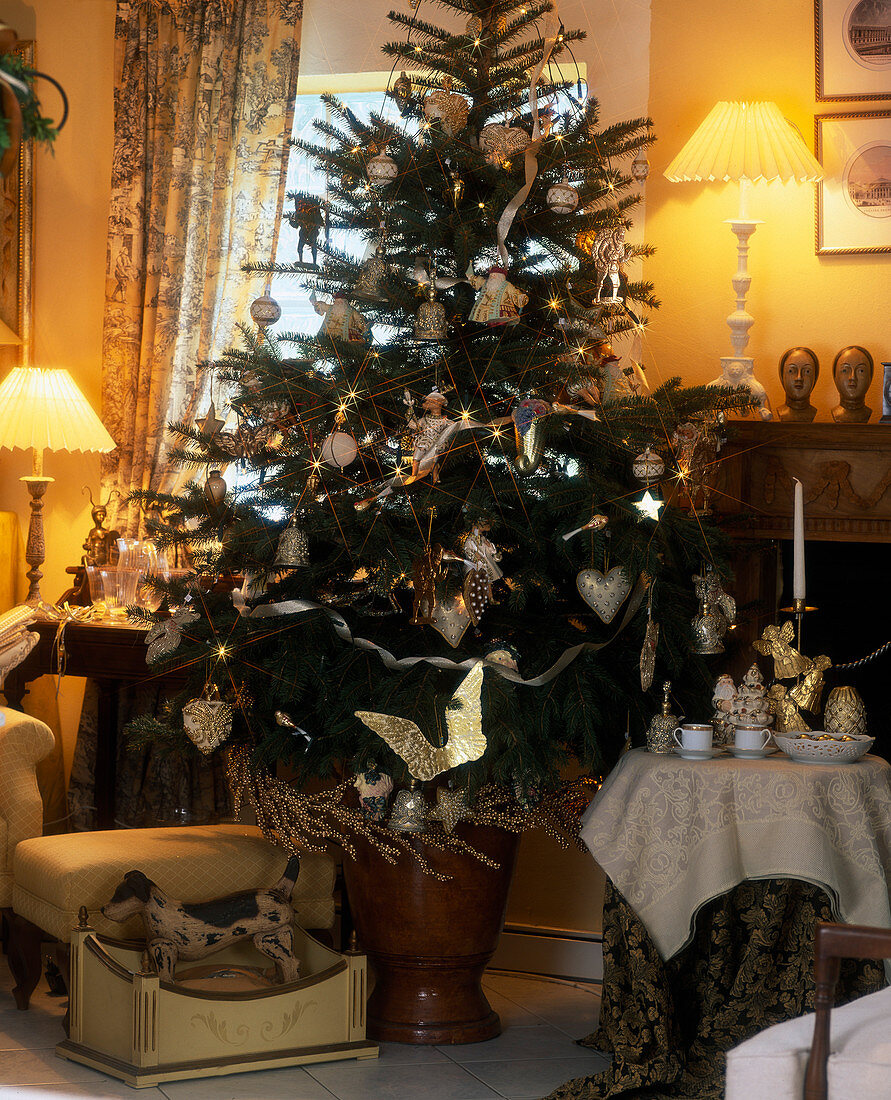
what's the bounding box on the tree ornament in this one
[647,681,678,754]
[406,387,455,482]
[203,469,227,512]
[547,177,579,214]
[367,147,398,189]
[469,267,528,325]
[313,292,370,343]
[479,122,531,167]
[752,621,811,680]
[183,689,233,755]
[824,685,868,736]
[320,426,359,468]
[354,244,388,302]
[561,513,608,542]
[445,166,464,206]
[286,197,323,266]
[631,148,650,182]
[788,654,832,714]
[423,77,469,137]
[430,786,471,834]
[429,594,472,648]
[389,781,426,833]
[249,293,281,330]
[415,282,448,341]
[693,566,736,634]
[274,710,313,747]
[711,673,736,745]
[353,768,394,822]
[590,225,627,304]
[410,540,464,625]
[145,606,200,665]
[392,71,412,113]
[599,343,642,403]
[273,513,309,568]
[461,520,502,627]
[355,662,486,782]
[640,581,659,691]
[196,400,226,439]
[632,447,665,485]
[691,597,725,655]
[511,397,552,476]
[576,566,632,624]
[465,13,483,37]
[729,663,773,728]
[341,171,359,192]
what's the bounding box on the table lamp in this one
[0,367,116,610]
[664,102,823,411]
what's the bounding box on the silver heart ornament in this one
[577,567,632,624]
[428,596,471,648]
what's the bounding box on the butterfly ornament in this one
[354,662,487,781]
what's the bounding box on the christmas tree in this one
[131,0,743,852]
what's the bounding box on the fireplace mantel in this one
[717,422,891,543]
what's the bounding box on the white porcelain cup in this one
[672,723,713,752]
[734,726,771,751]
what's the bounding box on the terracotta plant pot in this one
[343,822,519,1044]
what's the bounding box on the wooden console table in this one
[3,619,186,829]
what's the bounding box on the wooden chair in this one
[804,921,891,1100]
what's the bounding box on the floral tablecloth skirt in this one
[544,877,884,1100]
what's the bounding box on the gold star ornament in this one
[429,787,471,834]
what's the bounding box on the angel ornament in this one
[469,267,528,326]
[312,291,370,344]
[768,683,811,734]
[789,654,832,714]
[461,521,502,627]
[752,621,811,681]
[591,226,627,305]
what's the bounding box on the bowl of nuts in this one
[774,732,874,765]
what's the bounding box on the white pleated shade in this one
[0,318,21,345]
[0,367,116,453]
[664,101,823,184]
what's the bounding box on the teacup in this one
[673,723,713,752]
[734,726,771,751]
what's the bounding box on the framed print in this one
[815,111,891,254]
[816,0,891,100]
[0,39,33,373]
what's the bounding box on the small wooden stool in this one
[9,823,335,1009]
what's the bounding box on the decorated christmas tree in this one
[130,0,744,854]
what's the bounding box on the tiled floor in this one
[0,958,608,1099]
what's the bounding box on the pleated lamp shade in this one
[0,367,116,454]
[664,101,823,184]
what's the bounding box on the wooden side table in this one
[3,619,187,828]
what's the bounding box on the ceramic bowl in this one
[774,732,874,764]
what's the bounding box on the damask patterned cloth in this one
[543,878,885,1100]
[0,707,55,907]
[581,749,891,961]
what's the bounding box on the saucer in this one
[672,747,724,760]
[727,745,776,759]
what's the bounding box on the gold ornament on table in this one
[788,653,832,714]
[355,661,486,782]
[767,683,811,734]
[753,621,811,680]
[647,681,678,754]
[423,77,469,137]
[183,689,234,755]
[711,673,736,745]
[823,685,868,736]
[429,786,471,834]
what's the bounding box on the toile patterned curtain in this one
[101,0,302,533]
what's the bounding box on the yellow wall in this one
[645,0,890,416]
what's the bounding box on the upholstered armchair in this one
[726,921,891,1100]
[0,707,55,913]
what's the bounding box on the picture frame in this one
[815,110,891,255]
[0,39,34,372]
[815,0,891,101]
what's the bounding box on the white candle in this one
[792,478,805,601]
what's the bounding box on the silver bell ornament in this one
[249,293,281,330]
[354,246,388,302]
[367,148,398,189]
[547,178,579,215]
[273,514,309,569]
[647,681,678,754]
[415,283,448,341]
[389,780,426,833]
[632,446,665,485]
[691,597,726,655]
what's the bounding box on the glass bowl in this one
[774,732,874,765]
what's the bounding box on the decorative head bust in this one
[777,346,819,422]
[831,345,874,423]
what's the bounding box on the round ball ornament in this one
[479,123,531,167]
[632,446,665,485]
[320,429,359,469]
[367,149,398,189]
[547,178,579,215]
[249,293,281,330]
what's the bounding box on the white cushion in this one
[726,985,891,1100]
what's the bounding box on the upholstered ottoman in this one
[9,823,335,1009]
[725,985,891,1099]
